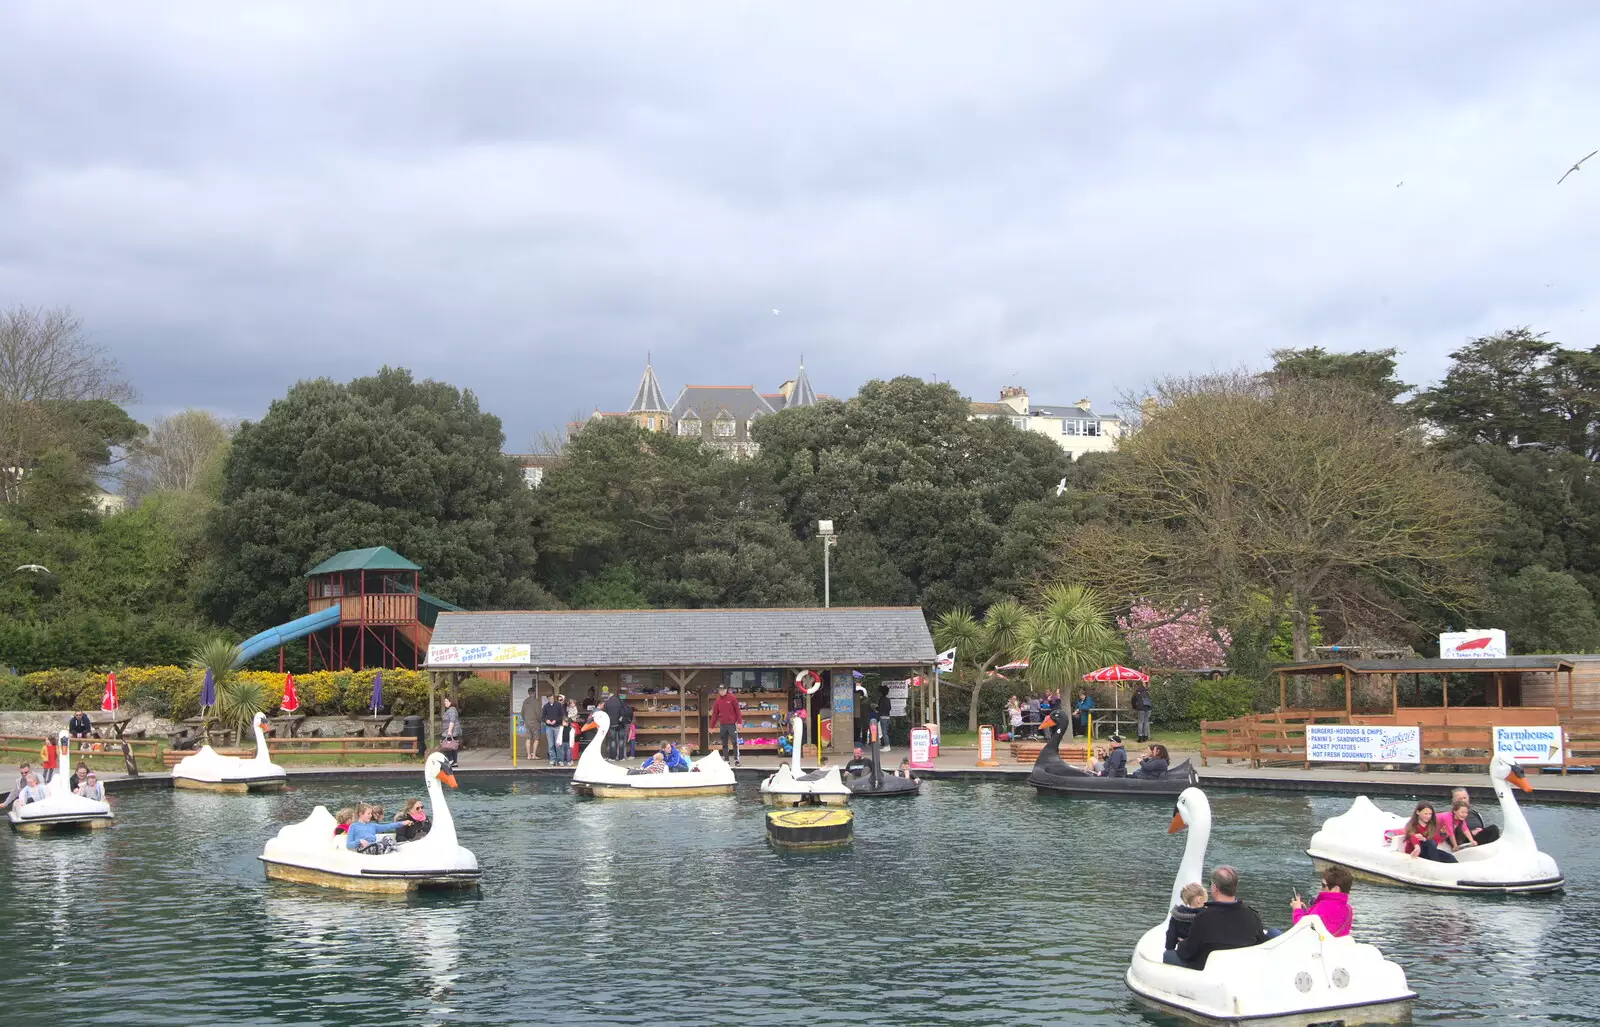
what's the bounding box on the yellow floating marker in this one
[766,807,854,850]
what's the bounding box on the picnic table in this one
[268,714,305,738]
[356,714,396,738]
[87,712,135,739]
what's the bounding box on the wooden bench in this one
[1009,742,1043,764]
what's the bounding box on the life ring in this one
[794,670,823,695]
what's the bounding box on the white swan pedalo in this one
[172,711,288,793]
[759,713,851,806]
[569,709,735,798]
[1125,787,1414,1027]
[259,751,479,893]
[1306,755,1562,895]
[7,730,115,833]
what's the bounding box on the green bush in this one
[459,676,510,716]
[0,674,43,711]
[1186,676,1257,723]
[0,617,206,673]
[1146,673,1198,730]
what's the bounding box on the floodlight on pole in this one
[817,520,838,607]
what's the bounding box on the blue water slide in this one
[233,605,342,667]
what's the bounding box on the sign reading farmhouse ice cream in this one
[427,643,532,666]
[1493,725,1565,764]
[1439,629,1508,659]
[1306,724,1421,764]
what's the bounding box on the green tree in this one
[752,377,1071,612]
[1490,566,1600,654]
[1062,375,1494,660]
[1264,346,1411,402]
[1410,328,1560,448]
[200,367,547,632]
[533,418,816,608]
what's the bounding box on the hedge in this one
[0,618,208,674]
[1,667,509,720]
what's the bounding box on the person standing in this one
[519,688,541,761]
[600,690,627,760]
[40,736,58,784]
[440,697,462,769]
[1132,681,1153,742]
[539,693,566,765]
[710,684,743,767]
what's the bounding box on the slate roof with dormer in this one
[670,386,776,423]
[426,606,936,669]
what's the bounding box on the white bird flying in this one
[1558,150,1597,185]
[1055,478,1068,497]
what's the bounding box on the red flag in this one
[280,672,301,713]
[100,672,119,712]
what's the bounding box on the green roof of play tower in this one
[304,547,422,576]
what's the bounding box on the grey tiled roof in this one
[1031,403,1118,421]
[428,607,935,668]
[670,385,777,422]
[786,362,817,407]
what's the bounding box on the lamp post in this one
[817,520,837,607]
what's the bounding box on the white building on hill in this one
[968,386,1123,459]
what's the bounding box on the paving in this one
[94,742,1600,804]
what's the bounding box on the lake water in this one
[2,776,1595,1026]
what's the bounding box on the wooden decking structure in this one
[1201,656,1599,772]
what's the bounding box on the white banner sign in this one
[1493,725,1565,764]
[887,681,910,700]
[889,698,907,717]
[427,643,532,666]
[1440,629,1507,659]
[1306,724,1421,764]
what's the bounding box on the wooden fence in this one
[1,734,164,773]
[1201,707,1596,773]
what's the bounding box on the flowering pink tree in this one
[1117,604,1230,668]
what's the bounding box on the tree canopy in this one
[199,367,546,632]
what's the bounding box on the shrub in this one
[458,676,510,716]
[1145,673,1198,730]
[1186,676,1257,723]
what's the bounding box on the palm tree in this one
[189,639,244,743]
[1020,584,1124,690]
[933,600,1031,731]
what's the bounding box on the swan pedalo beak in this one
[1168,806,1186,834]
[437,770,459,788]
[1509,766,1533,793]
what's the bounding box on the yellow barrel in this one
[765,808,854,850]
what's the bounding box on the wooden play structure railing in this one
[1201,707,1599,772]
[158,735,420,766]
[0,734,164,773]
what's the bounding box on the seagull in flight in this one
[1055,477,1068,497]
[14,564,50,574]
[772,309,781,315]
[1558,150,1597,185]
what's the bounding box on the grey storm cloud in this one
[2,1,1598,447]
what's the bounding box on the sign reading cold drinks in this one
[1305,725,1421,764]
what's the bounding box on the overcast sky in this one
[3,2,1598,448]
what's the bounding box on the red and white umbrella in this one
[1082,664,1149,683]
[100,671,119,712]
[280,673,301,714]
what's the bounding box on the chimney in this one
[999,385,1027,400]
[1074,398,1092,411]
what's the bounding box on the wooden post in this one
[1442,675,1449,709]
[1344,668,1352,719]
[1390,673,1398,714]
[427,671,436,749]
[1278,671,1286,711]
[1495,672,1503,708]
[667,670,696,750]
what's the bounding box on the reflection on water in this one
[1,778,1595,1026]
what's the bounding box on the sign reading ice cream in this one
[427,644,532,666]
[1493,725,1565,765]
[1439,629,1507,659]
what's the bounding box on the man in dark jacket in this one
[539,695,566,765]
[1099,735,1128,777]
[1166,866,1268,969]
[600,691,627,760]
[1131,683,1153,742]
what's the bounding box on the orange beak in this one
[1168,810,1186,834]
[437,770,458,788]
[580,721,598,735]
[1510,768,1533,793]
[1041,715,1056,731]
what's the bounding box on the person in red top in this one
[709,684,744,767]
[1289,865,1354,937]
[39,736,59,784]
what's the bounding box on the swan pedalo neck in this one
[7,730,115,833]
[1125,787,1415,1025]
[170,711,288,793]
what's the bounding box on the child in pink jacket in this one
[1290,864,1354,937]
